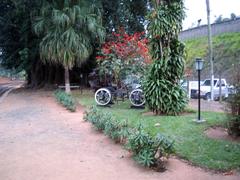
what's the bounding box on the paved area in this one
[0,90,239,180]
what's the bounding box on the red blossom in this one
[96,29,151,64]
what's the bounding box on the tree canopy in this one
[0,0,149,87]
[33,0,105,93]
[101,0,148,34]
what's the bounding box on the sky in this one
[183,0,240,30]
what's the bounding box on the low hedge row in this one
[84,106,174,171]
[54,90,76,112]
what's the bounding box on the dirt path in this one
[0,77,12,84]
[189,99,226,112]
[0,78,24,103]
[0,90,239,180]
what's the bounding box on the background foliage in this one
[33,0,105,93]
[0,0,149,87]
[184,32,240,83]
[96,30,150,85]
[0,0,41,73]
[101,0,148,34]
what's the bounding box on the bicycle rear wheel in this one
[129,89,145,107]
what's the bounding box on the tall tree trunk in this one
[64,66,71,94]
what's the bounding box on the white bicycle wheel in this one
[95,88,112,106]
[129,89,145,107]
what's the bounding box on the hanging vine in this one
[143,0,187,115]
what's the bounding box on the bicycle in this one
[94,77,145,107]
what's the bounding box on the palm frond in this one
[34,0,105,69]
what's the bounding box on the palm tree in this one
[33,0,105,93]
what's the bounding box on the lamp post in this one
[195,58,205,123]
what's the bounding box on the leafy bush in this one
[84,106,113,131]
[127,124,174,171]
[144,2,187,115]
[228,116,240,137]
[84,106,129,143]
[226,65,240,137]
[84,106,174,171]
[54,90,76,112]
[143,60,187,115]
[104,119,130,143]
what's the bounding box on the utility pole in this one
[206,0,214,100]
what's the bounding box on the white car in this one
[191,79,229,100]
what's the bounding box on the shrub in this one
[54,90,76,112]
[143,60,187,115]
[226,88,240,137]
[226,65,240,137]
[127,124,174,171]
[104,119,130,143]
[84,106,100,122]
[228,116,240,137]
[84,106,129,143]
[84,106,113,131]
[144,1,187,115]
[84,107,174,171]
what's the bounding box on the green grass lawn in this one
[73,90,240,171]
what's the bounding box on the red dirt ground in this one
[0,89,239,180]
[0,77,12,84]
[205,127,240,143]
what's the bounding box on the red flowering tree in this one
[96,29,151,85]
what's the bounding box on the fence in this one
[180,18,240,41]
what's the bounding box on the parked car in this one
[191,79,229,100]
[181,80,203,98]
